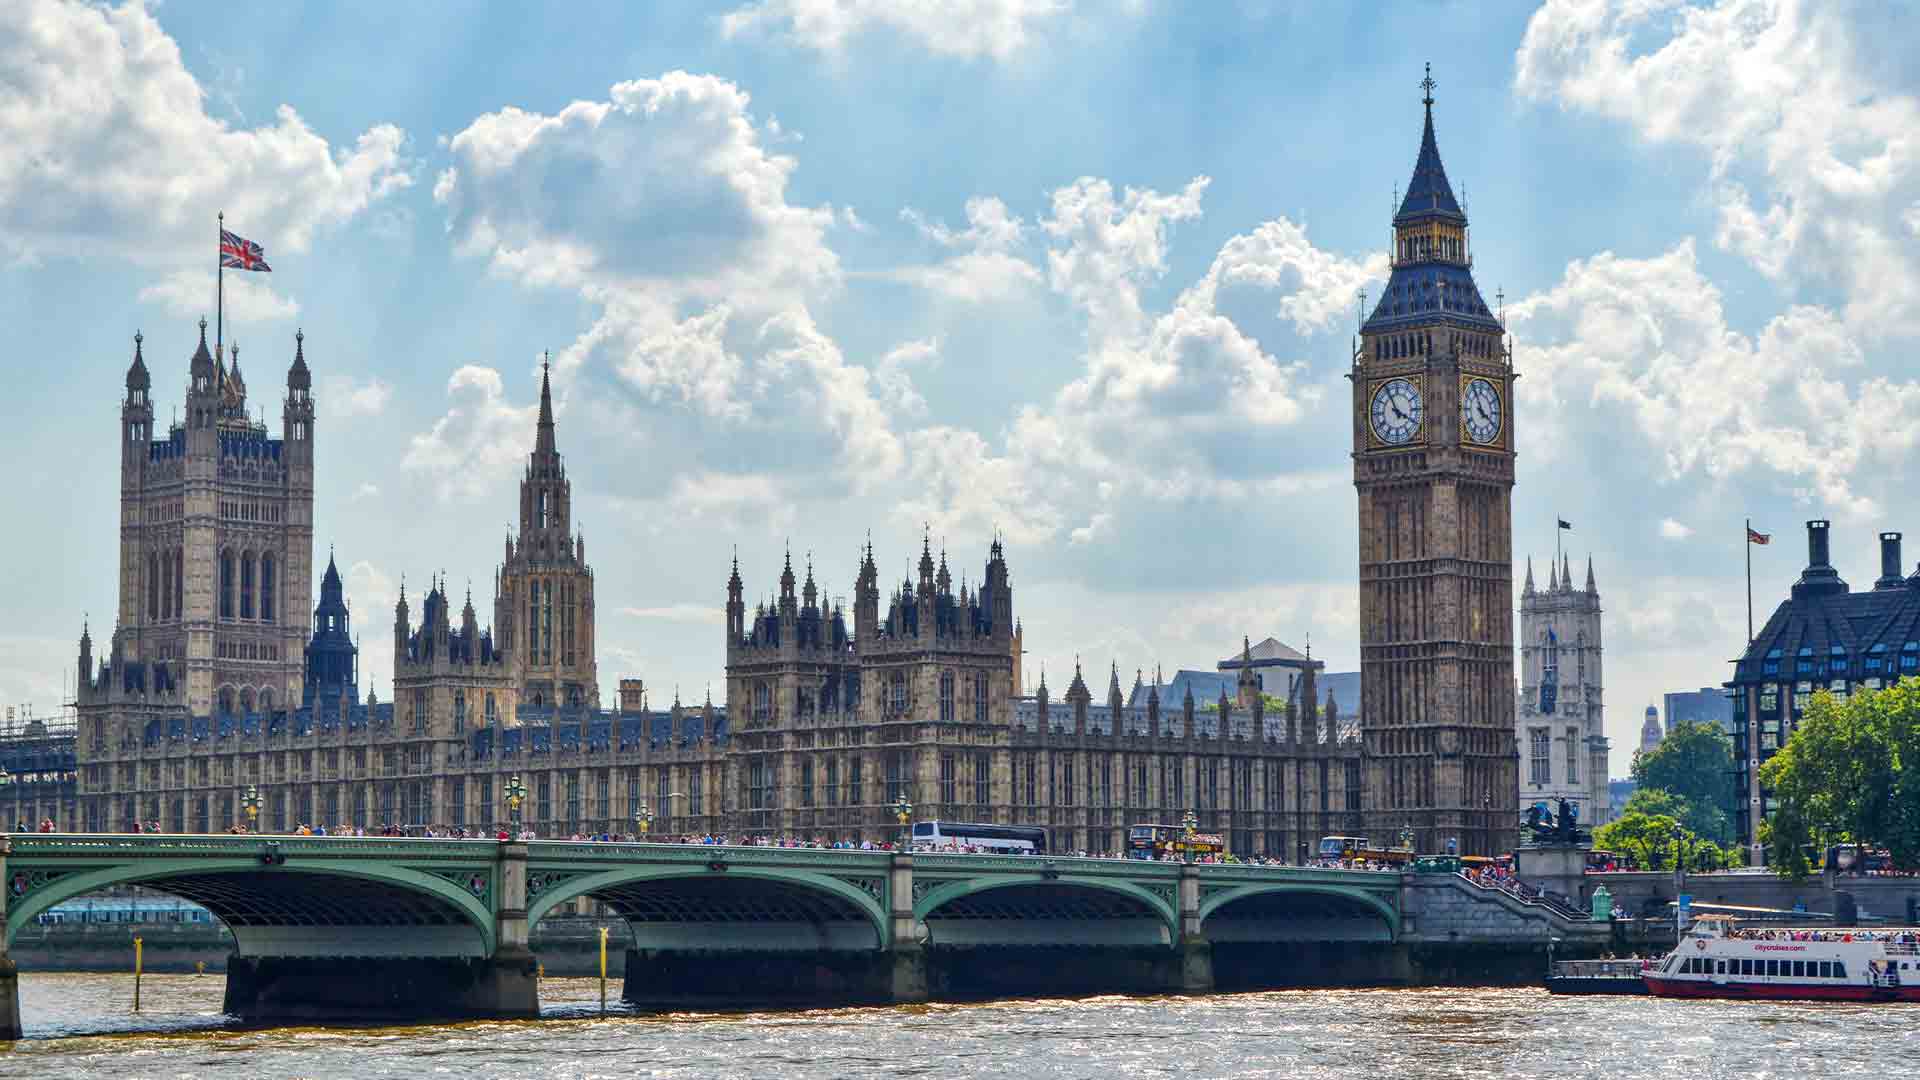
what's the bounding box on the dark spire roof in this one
[288,329,311,391]
[320,550,343,598]
[1395,64,1465,226]
[190,317,215,379]
[535,351,557,457]
[127,331,150,390]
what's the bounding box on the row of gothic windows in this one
[146,548,185,622]
[215,685,276,715]
[217,549,277,622]
[525,577,581,668]
[1397,232,1463,263]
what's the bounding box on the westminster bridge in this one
[0,834,1612,1037]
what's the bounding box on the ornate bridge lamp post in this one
[893,794,914,851]
[240,785,261,834]
[1181,808,1198,864]
[506,774,527,836]
[635,801,650,840]
[1401,822,1415,854]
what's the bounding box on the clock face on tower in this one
[1461,377,1502,444]
[1369,377,1424,445]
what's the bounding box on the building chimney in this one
[1792,519,1847,598]
[1808,519,1831,569]
[1877,532,1905,589]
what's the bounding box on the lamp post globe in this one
[241,785,262,834]
[636,801,650,839]
[893,795,913,850]
[506,773,527,834]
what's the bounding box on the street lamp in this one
[240,785,261,834]
[1182,808,1198,864]
[505,773,526,834]
[1670,823,1688,939]
[1400,821,1415,853]
[635,801,650,838]
[893,794,913,850]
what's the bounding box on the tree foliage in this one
[1620,787,1727,847]
[1631,720,1736,844]
[1760,682,1920,877]
[1594,809,1738,872]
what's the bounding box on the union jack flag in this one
[219,229,271,272]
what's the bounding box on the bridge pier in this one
[0,839,18,1040]
[888,853,929,1003]
[1175,862,1214,994]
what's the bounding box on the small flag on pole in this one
[219,229,271,272]
[1557,518,1572,530]
[1747,527,1771,545]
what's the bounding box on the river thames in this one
[3,973,1914,1078]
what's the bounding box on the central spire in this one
[535,350,557,458]
[1396,63,1464,226]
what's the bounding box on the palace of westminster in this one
[37,83,1568,859]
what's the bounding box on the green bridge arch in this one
[1197,883,1400,939]
[524,865,890,946]
[4,858,498,955]
[913,874,1178,936]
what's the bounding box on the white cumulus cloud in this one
[719,0,1072,60]
[1659,518,1694,540]
[0,0,411,266]
[401,365,540,502]
[140,270,298,322]
[1515,0,1920,338]
[321,375,394,418]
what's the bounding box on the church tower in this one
[1353,68,1517,855]
[496,355,599,708]
[1516,553,1610,825]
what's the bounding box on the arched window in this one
[239,688,256,714]
[219,551,235,619]
[527,581,540,666]
[147,553,160,621]
[485,693,497,726]
[939,671,955,723]
[259,689,273,711]
[974,673,989,724]
[890,671,907,714]
[173,548,183,618]
[261,554,275,622]
[1577,631,1587,684]
[240,553,255,620]
[218,687,235,715]
[542,578,554,666]
[453,692,466,733]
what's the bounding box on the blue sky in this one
[4,0,1918,776]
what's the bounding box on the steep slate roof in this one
[1733,524,1920,685]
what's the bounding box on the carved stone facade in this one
[1515,555,1611,826]
[1352,78,1519,856]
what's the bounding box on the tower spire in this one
[535,350,557,457]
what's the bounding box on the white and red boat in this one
[1644,914,1920,1002]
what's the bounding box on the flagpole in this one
[216,211,224,361]
[1746,517,1754,646]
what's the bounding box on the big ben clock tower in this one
[1352,68,1517,856]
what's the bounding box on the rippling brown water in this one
[4,973,1916,1079]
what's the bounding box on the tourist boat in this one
[1644,914,1920,1001]
[1546,958,1649,995]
